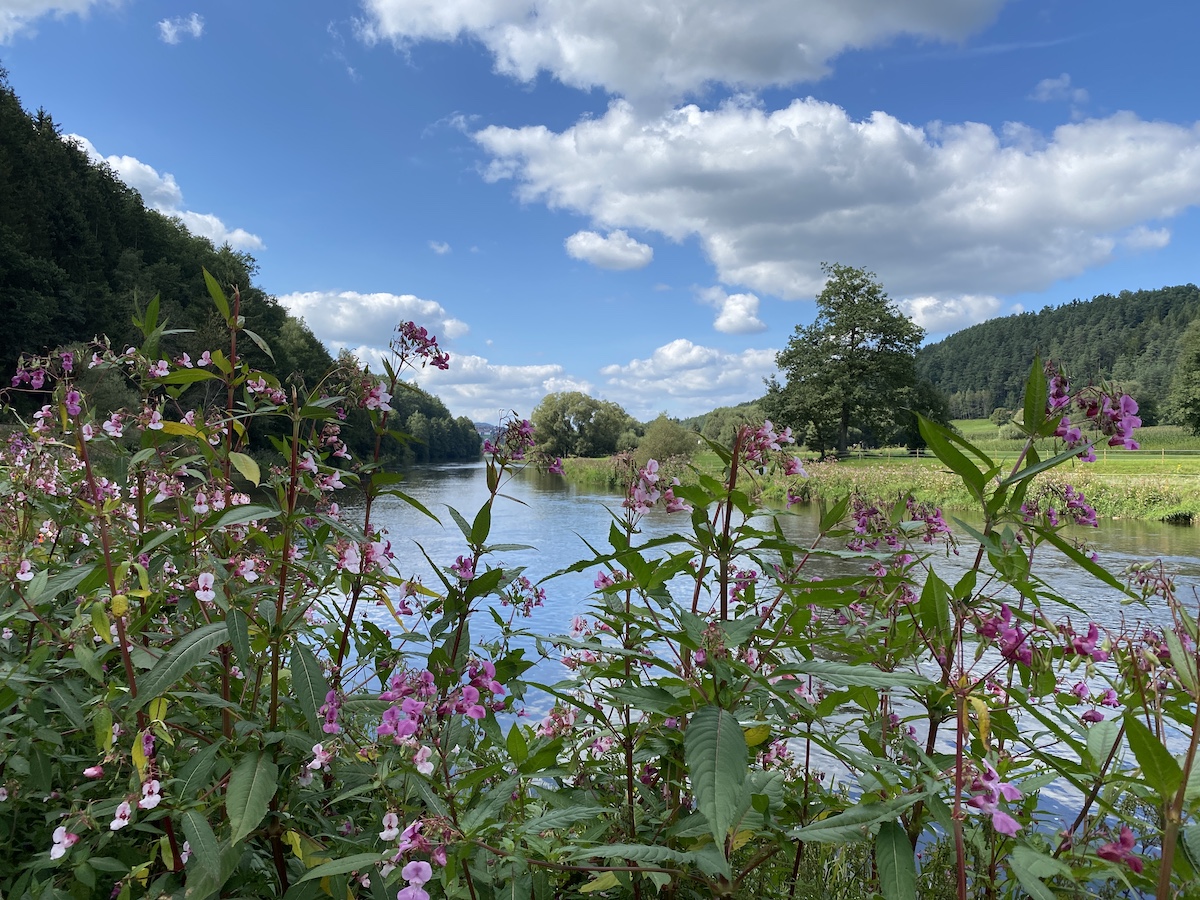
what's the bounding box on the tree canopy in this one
[763,263,932,453]
[531,391,635,458]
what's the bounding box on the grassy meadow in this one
[561,420,1200,522]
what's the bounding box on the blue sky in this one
[3,1,1199,422]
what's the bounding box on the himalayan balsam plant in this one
[0,271,1197,900]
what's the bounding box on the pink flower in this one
[139,779,162,810]
[380,812,400,841]
[15,560,34,582]
[237,558,258,582]
[402,860,433,886]
[198,351,212,366]
[548,457,564,475]
[307,743,334,771]
[413,745,435,776]
[450,556,474,582]
[50,826,79,859]
[195,573,216,603]
[83,765,104,779]
[1097,826,1144,873]
[110,800,133,830]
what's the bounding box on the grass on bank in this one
[559,421,1200,522]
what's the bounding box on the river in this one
[345,461,1200,816]
[348,461,1200,677]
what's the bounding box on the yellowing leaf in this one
[229,452,261,487]
[158,421,200,438]
[92,603,113,644]
[133,730,149,780]
[743,725,771,748]
[731,830,755,851]
[110,594,129,617]
[968,695,991,751]
[581,872,621,893]
[149,698,168,723]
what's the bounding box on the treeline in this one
[916,284,1200,423]
[0,68,478,464]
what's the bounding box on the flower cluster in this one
[967,761,1022,836]
[392,321,450,371]
[482,416,535,463]
[1046,362,1142,455]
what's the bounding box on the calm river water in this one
[348,461,1200,671]
[346,462,1200,814]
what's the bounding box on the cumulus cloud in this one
[429,240,451,254]
[67,135,264,250]
[0,0,111,42]
[1122,225,1170,250]
[895,294,1005,335]
[356,0,1004,101]
[698,286,766,334]
[601,339,777,419]
[564,229,653,270]
[158,12,203,44]
[1030,73,1087,104]
[475,99,1200,306]
[415,354,598,421]
[275,290,468,357]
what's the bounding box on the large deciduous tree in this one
[1167,317,1200,434]
[764,263,932,453]
[531,391,634,458]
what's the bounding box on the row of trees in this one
[532,265,950,460]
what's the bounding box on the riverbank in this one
[562,452,1200,523]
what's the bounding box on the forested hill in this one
[0,69,479,462]
[915,284,1200,421]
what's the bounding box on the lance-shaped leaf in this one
[226,750,279,845]
[684,706,748,850]
[131,622,228,712]
[876,821,916,900]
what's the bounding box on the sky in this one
[2,1,1199,423]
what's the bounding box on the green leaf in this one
[131,622,228,712]
[685,706,749,850]
[1086,718,1122,773]
[296,854,388,884]
[1124,712,1183,800]
[157,369,222,386]
[226,750,279,844]
[241,329,275,362]
[521,805,605,834]
[916,414,987,498]
[290,644,329,736]
[470,502,492,547]
[180,810,222,887]
[875,821,916,900]
[1008,846,1071,900]
[790,795,925,843]
[786,660,931,690]
[506,723,528,765]
[203,268,232,323]
[226,609,252,674]
[228,452,261,487]
[176,739,226,800]
[211,504,280,530]
[918,571,951,649]
[1022,353,1048,436]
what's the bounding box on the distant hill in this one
[0,68,478,463]
[916,284,1200,422]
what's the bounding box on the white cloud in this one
[475,99,1200,304]
[896,294,1004,334]
[158,12,203,44]
[564,229,653,270]
[1122,225,1170,250]
[357,0,1004,101]
[275,290,468,356]
[698,286,766,334]
[67,135,264,250]
[429,240,452,254]
[0,0,112,42]
[419,354,596,421]
[1030,73,1088,104]
[601,339,777,419]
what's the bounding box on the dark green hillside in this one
[916,284,1200,421]
[0,68,479,462]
